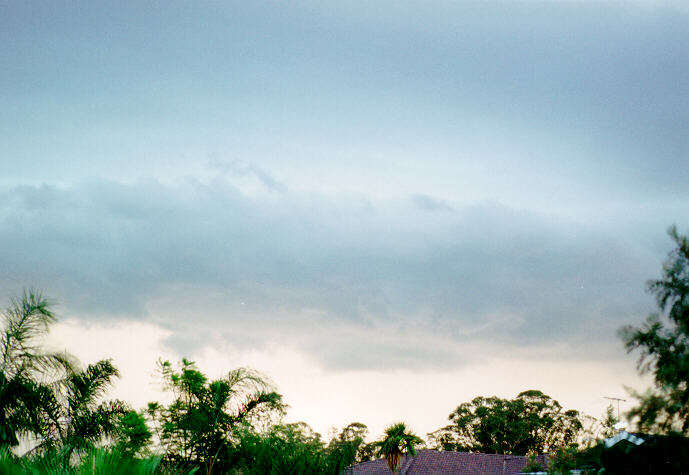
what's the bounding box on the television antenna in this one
[604,396,627,420]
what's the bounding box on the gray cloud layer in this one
[1,1,687,370]
[1,178,676,369]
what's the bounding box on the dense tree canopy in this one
[429,390,583,455]
[621,225,689,433]
[114,410,152,458]
[230,421,368,474]
[329,421,376,464]
[147,358,285,473]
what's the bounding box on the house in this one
[597,431,689,473]
[603,430,646,449]
[345,450,548,474]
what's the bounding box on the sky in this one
[1,0,688,440]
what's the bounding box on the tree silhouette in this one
[428,390,582,455]
[39,359,128,460]
[149,358,284,473]
[621,225,689,433]
[0,290,74,448]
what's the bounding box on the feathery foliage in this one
[36,358,128,461]
[114,410,152,458]
[0,290,75,448]
[620,225,689,433]
[1,445,164,474]
[149,358,285,473]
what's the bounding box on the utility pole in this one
[604,396,627,421]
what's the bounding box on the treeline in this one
[0,291,601,474]
[2,225,688,473]
[0,292,374,473]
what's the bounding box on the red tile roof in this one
[346,449,549,474]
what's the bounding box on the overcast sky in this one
[2,0,688,438]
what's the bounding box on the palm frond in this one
[1,290,56,377]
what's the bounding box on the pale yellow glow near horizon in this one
[46,319,650,441]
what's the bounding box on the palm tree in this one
[40,359,128,461]
[149,359,285,473]
[1,290,129,466]
[0,290,74,448]
[375,422,423,474]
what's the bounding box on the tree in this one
[0,290,74,448]
[148,358,284,473]
[428,390,583,455]
[600,404,618,439]
[114,410,152,458]
[38,358,128,461]
[1,290,129,468]
[232,422,333,474]
[374,422,422,474]
[620,225,689,433]
[328,422,375,464]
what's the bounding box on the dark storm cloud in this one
[0,179,674,368]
